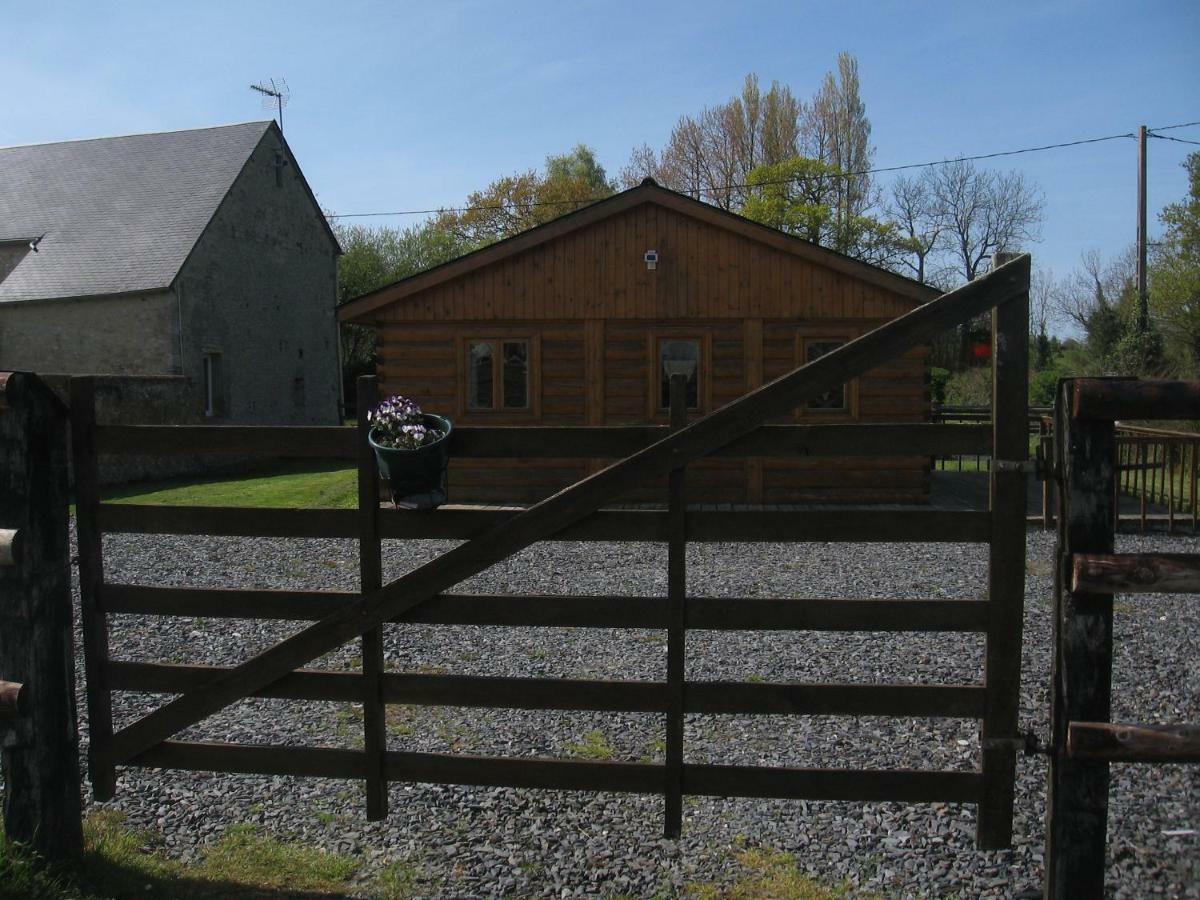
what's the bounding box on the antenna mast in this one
[249,79,290,133]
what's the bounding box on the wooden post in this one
[357,376,388,820]
[1044,378,1116,898]
[70,376,117,801]
[977,252,1028,850]
[1167,440,1175,532]
[1040,420,1051,530]
[664,372,687,837]
[743,319,764,504]
[1138,442,1147,532]
[1185,441,1195,532]
[0,372,83,860]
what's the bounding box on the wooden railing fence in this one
[1045,377,1200,898]
[73,254,1031,846]
[1115,423,1200,531]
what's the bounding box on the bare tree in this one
[1055,247,1136,334]
[887,171,942,284]
[929,158,1044,283]
[1030,267,1058,339]
[620,74,803,209]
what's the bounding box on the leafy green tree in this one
[335,220,472,413]
[803,52,874,248]
[437,144,615,246]
[742,156,902,266]
[1149,151,1200,376]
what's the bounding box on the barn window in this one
[202,352,222,417]
[466,339,530,410]
[658,339,700,410]
[802,338,848,411]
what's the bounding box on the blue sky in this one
[4,0,1198,291]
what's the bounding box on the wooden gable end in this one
[376,201,918,324]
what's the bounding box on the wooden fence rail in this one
[72,254,1031,847]
[1044,377,1200,898]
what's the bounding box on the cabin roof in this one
[337,179,940,323]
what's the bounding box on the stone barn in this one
[0,121,342,426]
[337,179,939,505]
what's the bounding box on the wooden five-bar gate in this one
[72,254,1031,847]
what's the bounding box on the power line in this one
[1150,133,1200,147]
[327,122,1197,221]
[1148,119,1200,133]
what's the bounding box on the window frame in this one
[201,351,223,418]
[646,330,711,421]
[458,333,540,420]
[795,332,858,419]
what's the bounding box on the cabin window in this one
[466,338,530,410]
[502,341,528,408]
[802,338,848,411]
[467,341,494,409]
[658,339,700,410]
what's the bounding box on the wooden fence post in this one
[977,251,1029,849]
[357,376,388,820]
[0,372,83,860]
[1044,377,1116,897]
[664,372,688,838]
[70,376,116,800]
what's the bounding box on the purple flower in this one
[369,395,443,448]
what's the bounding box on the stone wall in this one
[175,127,342,426]
[39,373,253,485]
[0,291,178,375]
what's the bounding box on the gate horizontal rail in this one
[98,585,992,631]
[105,662,987,718]
[95,422,992,460]
[96,504,992,542]
[133,740,984,803]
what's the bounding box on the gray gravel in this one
[14,525,1200,896]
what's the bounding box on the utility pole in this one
[1136,124,1149,333]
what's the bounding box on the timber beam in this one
[1072,553,1200,594]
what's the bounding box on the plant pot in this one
[368,414,453,509]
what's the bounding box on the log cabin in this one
[337,179,940,505]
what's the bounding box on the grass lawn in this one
[3,812,857,899]
[0,812,379,899]
[101,462,357,509]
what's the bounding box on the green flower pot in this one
[367,414,453,509]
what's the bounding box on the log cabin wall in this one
[361,187,935,506]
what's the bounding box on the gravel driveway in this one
[35,526,1200,895]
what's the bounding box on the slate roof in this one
[0,121,274,303]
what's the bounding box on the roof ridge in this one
[0,120,273,153]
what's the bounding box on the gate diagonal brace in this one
[102,256,1034,769]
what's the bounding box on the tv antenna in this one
[249,78,290,133]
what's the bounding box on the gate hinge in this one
[982,731,1051,756]
[993,458,1041,477]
